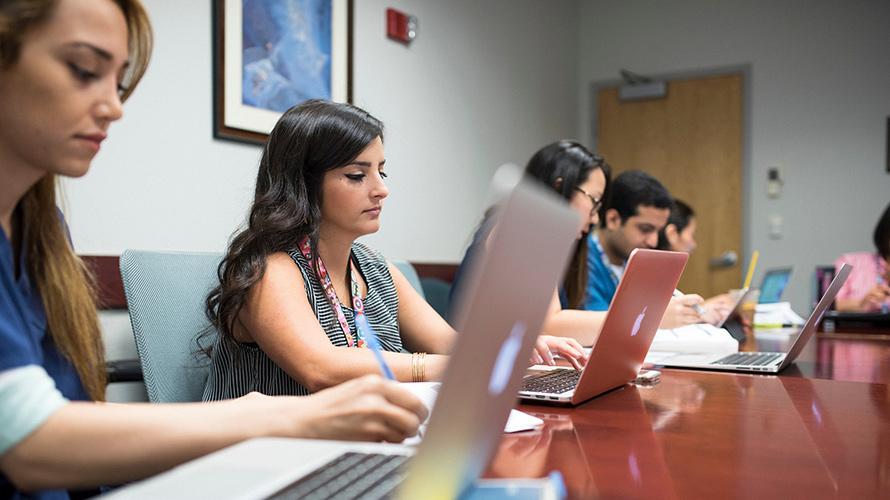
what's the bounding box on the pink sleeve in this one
[835,252,876,302]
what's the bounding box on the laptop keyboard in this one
[266,452,410,500]
[711,352,783,367]
[521,369,581,394]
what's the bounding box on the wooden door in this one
[595,73,743,298]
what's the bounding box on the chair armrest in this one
[106,359,144,384]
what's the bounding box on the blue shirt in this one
[584,232,621,311]
[1,217,89,500]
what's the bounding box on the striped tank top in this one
[202,242,402,400]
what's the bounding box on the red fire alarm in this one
[386,8,417,45]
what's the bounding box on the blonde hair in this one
[1,0,153,401]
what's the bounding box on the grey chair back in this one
[391,259,425,299]
[119,250,222,403]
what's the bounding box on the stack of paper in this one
[754,302,806,327]
[648,323,739,355]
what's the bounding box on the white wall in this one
[61,1,580,400]
[577,0,890,312]
[62,0,580,262]
[354,0,581,259]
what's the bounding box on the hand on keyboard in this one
[531,335,588,370]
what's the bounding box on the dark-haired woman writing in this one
[202,101,588,398]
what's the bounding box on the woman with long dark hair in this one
[452,140,612,346]
[202,101,588,398]
[0,2,425,497]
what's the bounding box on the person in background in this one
[834,201,890,312]
[657,199,698,253]
[452,140,611,346]
[201,101,589,402]
[586,171,705,327]
[657,199,733,323]
[0,2,426,498]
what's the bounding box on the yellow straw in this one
[743,250,759,289]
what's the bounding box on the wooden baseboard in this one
[81,255,459,311]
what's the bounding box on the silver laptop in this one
[656,264,851,374]
[105,168,580,500]
[518,249,688,405]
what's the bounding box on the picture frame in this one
[213,0,353,145]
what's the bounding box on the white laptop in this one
[104,168,580,500]
[519,248,688,405]
[656,264,851,374]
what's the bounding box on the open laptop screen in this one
[759,268,792,304]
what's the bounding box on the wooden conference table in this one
[487,330,890,499]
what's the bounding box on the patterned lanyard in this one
[591,233,621,287]
[299,238,367,348]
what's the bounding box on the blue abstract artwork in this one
[241,0,332,112]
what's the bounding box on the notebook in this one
[654,264,851,374]
[104,168,580,500]
[518,248,688,406]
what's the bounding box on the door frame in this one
[588,64,753,272]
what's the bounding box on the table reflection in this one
[490,372,889,499]
[491,386,677,499]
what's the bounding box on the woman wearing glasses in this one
[452,141,612,347]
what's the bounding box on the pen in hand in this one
[358,315,429,440]
[673,289,707,317]
[356,315,396,381]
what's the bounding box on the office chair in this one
[119,250,222,403]
[420,277,452,321]
[814,265,837,310]
[391,259,425,299]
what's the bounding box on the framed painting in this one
[213,0,353,145]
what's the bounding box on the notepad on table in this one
[647,324,739,357]
[400,382,542,445]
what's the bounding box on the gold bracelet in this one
[419,352,426,382]
[411,352,419,382]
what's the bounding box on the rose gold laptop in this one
[519,249,688,405]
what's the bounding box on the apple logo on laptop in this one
[631,307,647,337]
[488,321,526,395]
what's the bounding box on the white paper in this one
[648,324,739,355]
[755,302,806,326]
[399,382,542,445]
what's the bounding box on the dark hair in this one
[874,201,890,259]
[524,140,612,309]
[657,199,695,250]
[600,170,672,227]
[203,100,384,352]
